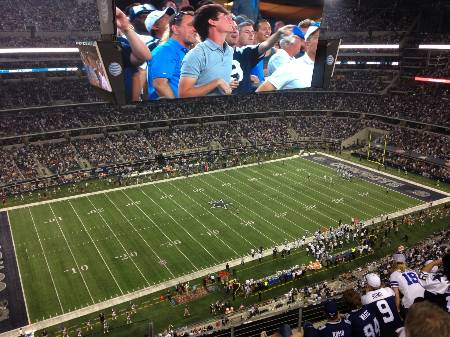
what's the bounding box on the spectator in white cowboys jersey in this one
[361,273,403,337]
[389,253,424,317]
[419,252,450,313]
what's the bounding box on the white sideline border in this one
[2,154,450,337]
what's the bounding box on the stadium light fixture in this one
[418,45,450,50]
[339,44,399,49]
[0,48,79,54]
[415,76,450,84]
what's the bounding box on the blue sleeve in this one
[150,46,176,81]
[250,59,264,82]
[180,46,204,78]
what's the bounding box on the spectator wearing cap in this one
[147,11,197,99]
[179,4,235,97]
[256,24,320,92]
[389,253,424,317]
[145,7,176,40]
[315,299,352,337]
[267,26,304,76]
[123,4,165,101]
[231,0,261,24]
[419,252,450,313]
[227,18,294,94]
[361,273,403,337]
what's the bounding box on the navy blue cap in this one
[324,299,338,318]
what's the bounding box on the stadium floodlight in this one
[339,44,399,49]
[415,76,450,84]
[418,44,450,50]
[0,48,79,54]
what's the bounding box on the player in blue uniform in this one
[343,289,381,337]
[361,273,403,337]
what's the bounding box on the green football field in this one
[8,156,422,322]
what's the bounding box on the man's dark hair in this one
[148,0,168,10]
[169,11,194,35]
[443,252,450,279]
[254,19,270,32]
[193,4,228,41]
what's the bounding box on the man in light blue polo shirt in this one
[148,11,197,99]
[179,4,237,97]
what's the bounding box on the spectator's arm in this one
[258,25,294,55]
[116,7,151,65]
[179,77,231,97]
[256,80,277,92]
[421,258,441,273]
[153,78,175,98]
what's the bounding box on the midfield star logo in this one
[209,199,232,209]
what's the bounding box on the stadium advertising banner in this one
[84,0,330,104]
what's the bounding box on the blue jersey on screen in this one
[318,319,352,337]
[361,287,403,337]
[232,44,263,95]
[347,305,381,337]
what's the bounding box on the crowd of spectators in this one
[0,78,101,109]
[1,116,448,194]
[0,0,99,32]
[1,88,449,136]
[329,71,393,93]
[172,205,450,337]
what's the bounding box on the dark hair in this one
[342,289,362,310]
[254,19,270,32]
[148,0,168,10]
[193,4,228,41]
[169,11,194,35]
[443,252,450,279]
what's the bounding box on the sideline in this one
[2,155,299,212]
[3,154,450,336]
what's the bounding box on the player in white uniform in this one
[389,253,424,317]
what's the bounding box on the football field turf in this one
[8,155,424,322]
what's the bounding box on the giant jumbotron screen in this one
[83,0,339,105]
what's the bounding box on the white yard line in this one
[318,152,450,197]
[265,163,379,216]
[235,168,348,223]
[2,156,300,212]
[26,208,64,315]
[120,189,199,271]
[6,211,31,322]
[68,201,124,295]
[151,183,239,256]
[188,178,277,246]
[48,204,95,304]
[203,174,296,240]
[168,180,256,251]
[99,194,171,280]
[5,197,449,337]
[299,157,417,207]
[286,160,400,211]
[140,188,220,264]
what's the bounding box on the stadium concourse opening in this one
[0,0,450,336]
